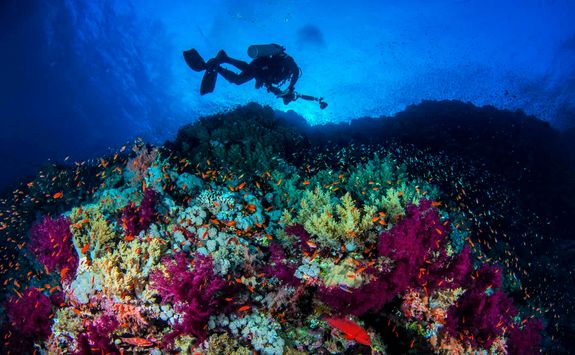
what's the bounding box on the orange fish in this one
[238,305,250,312]
[120,337,154,347]
[53,192,63,199]
[81,243,90,254]
[325,317,371,346]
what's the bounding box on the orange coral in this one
[113,303,148,332]
[126,145,159,186]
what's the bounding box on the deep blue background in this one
[1,0,574,192]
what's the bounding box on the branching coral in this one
[507,318,544,355]
[318,199,463,316]
[28,215,78,283]
[93,236,166,299]
[46,306,85,353]
[69,205,116,260]
[444,264,517,349]
[150,252,226,346]
[297,188,375,248]
[125,144,159,186]
[76,313,119,354]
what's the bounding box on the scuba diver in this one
[183,44,327,109]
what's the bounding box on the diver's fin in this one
[183,49,206,71]
[200,66,218,95]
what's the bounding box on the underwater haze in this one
[1,0,575,191]
[1,0,575,354]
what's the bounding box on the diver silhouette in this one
[183,44,327,109]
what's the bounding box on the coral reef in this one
[0,104,553,353]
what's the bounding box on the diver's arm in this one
[287,58,299,91]
[265,84,283,96]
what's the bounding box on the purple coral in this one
[444,265,517,348]
[75,313,119,354]
[121,188,157,238]
[378,199,447,265]
[5,287,53,340]
[28,215,78,283]
[150,252,226,345]
[319,199,458,315]
[318,199,454,316]
[507,318,544,355]
[263,242,301,287]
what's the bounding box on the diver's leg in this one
[222,58,251,72]
[217,52,252,72]
[217,67,253,85]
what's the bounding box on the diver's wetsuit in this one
[217,53,300,99]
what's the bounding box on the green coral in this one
[296,188,375,248]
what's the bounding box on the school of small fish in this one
[0,118,559,354]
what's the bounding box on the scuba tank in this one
[247,44,285,58]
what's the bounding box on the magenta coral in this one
[4,287,53,340]
[507,318,544,355]
[28,215,78,283]
[120,188,157,238]
[263,242,301,287]
[320,199,460,315]
[75,313,119,354]
[444,265,517,348]
[150,252,226,345]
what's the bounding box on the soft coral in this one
[3,287,53,352]
[150,252,226,346]
[319,199,464,315]
[28,215,78,283]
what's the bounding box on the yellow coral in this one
[93,237,166,299]
[69,205,115,259]
[321,257,369,288]
[297,188,375,247]
[205,333,251,355]
[46,307,85,354]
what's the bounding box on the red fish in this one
[120,337,154,347]
[325,317,371,346]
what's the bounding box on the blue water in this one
[1,0,574,191]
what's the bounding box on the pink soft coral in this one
[120,188,157,238]
[150,252,226,346]
[28,215,78,283]
[319,199,465,316]
[4,287,53,340]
